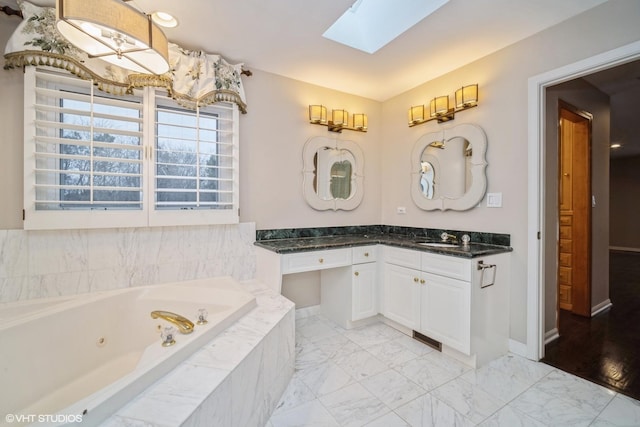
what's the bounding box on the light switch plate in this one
[486,193,503,208]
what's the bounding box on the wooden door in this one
[558,103,591,317]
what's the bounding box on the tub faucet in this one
[440,232,458,243]
[151,310,195,334]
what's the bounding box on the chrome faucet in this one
[440,232,458,243]
[151,310,195,334]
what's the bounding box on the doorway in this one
[557,102,591,318]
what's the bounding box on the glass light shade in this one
[408,105,425,124]
[332,109,348,126]
[430,96,450,117]
[353,113,368,130]
[56,0,170,75]
[455,84,478,108]
[309,105,327,123]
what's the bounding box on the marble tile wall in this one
[0,223,257,303]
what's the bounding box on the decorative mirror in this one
[302,136,364,211]
[410,123,487,211]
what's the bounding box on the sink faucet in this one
[151,310,195,334]
[440,232,458,243]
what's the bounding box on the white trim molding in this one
[527,40,640,361]
[592,299,613,317]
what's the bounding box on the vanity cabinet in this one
[320,245,379,328]
[351,246,378,321]
[382,246,509,366]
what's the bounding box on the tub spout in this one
[151,310,195,334]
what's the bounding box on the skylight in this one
[323,0,449,54]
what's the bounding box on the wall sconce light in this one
[308,105,368,133]
[408,84,478,127]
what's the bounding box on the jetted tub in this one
[0,277,257,427]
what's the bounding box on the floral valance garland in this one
[3,0,247,113]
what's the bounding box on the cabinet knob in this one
[364,252,369,257]
[354,271,359,276]
[318,258,324,263]
[420,279,425,284]
[413,277,419,283]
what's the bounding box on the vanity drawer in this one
[421,252,471,282]
[352,245,377,264]
[282,248,352,274]
[559,252,572,267]
[382,246,421,270]
[559,226,572,239]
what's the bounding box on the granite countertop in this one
[254,233,512,258]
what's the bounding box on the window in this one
[24,67,239,230]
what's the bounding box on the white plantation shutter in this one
[24,67,239,230]
[24,67,148,229]
[154,95,235,210]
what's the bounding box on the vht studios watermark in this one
[5,414,83,424]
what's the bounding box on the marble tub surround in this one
[0,223,257,304]
[267,312,640,427]
[101,279,295,427]
[255,225,511,258]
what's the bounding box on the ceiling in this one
[7,0,607,101]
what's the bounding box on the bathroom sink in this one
[417,242,460,248]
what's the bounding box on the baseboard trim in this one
[544,328,559,345]
[508,339,528,358]
[610,246,640,253]
[592,299,613,317]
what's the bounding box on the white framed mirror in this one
[410,123,487,211]
[302,136,364,211]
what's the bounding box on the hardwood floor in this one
[543,250,640,401]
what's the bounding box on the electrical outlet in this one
[486,193,503,208]
[397,206,407,214]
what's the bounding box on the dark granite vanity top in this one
[254,225,512,259]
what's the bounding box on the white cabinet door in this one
[352,263,377,321]
[420,272,471,354]
[382,263,421,330]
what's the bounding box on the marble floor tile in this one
[591,394,640,427]
[530,368,616,415]
[477,405,547,427]
[430,377,505,424]
[388,334,435,357]
[364,340,421,368]
[363,412,410,427]
[316,333,363,360]
[269,400,340,427]
[273,373,317,415]
[319,382,390,427]
[486,353,554,385]
[266,314,640,427]
[343,322,403,347]
[297,316,342,342]
[394,394,475,427]
[461,362,532,403]
[360,369,427,409]
[298,359,355,397]
[509,386,599,426]
[394,351,470,391]
[333,348,388,380]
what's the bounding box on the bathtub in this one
[0,277,257,427]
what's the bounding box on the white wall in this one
[2,1,640,345]
[238,70,383,229]
[379,1,640,343]
[610,155,640,250]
